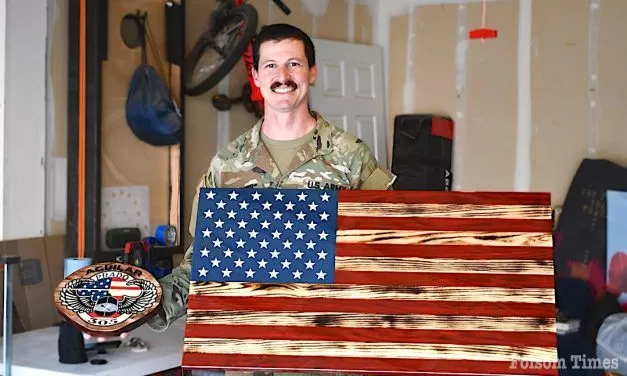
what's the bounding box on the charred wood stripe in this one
[335,270,555,288]
[337,203,551,219]
[336,191,552,207]
[187,295,557,318]
[182,338,557,363]
[336,216,553,232]
[185,310,556,333]
[335,257,554,275]
[183,324,557,348]
[336,243,554,260]
[188,282,556,304]
[182,353,558,375]
[336,230,553,247]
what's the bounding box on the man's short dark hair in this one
[252,23,316,70]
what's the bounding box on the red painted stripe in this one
[336,243,554,260]
[335,271,555,289]
[108,286,140,289]
[337,191,551,206]
[336,216,553,232]
[184,324,557,347]
[181,353,559,375]
[187,296,556,318]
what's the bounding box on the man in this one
[147,23,396,334]
[88,23,394,375]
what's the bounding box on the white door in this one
[309,38,388,168]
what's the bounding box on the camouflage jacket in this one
[147,111,396,332]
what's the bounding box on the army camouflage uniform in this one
[147,111,395,375]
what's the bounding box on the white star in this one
[318,231,328,240]
[259,239,269,249]
[282,239,292,249]
[307,221,317,230]
[284,220,294,230]
[214,219,224,228]
[297,192,307,201]
[228,191,238,200]
[262,201,272,210]
[316,270,327,280]
[200,247,210,257]
[236,239,246,248]
[272,230,282,239]
[269,269,279,278]
[305,260,315,269]
[248,229,258,238]
[317,250,327,260]
[237,220,248,228]
[227,210,237,219]
[320,192,330,201]
[205,191,215,200]
[295,230,305,239]
[296,211,306,220]
[211,258,221,267]
[225,228,235,238]
[239,201,249,210]
[274,192,284,201]
[294,250,304,259]
[320,212,329,221]
[222,268,232,277]
[273,211,283,220]
[308,202,318,211]
[292,270,303,279]
[281,259,291,269]
[204,209,213,218]
[285,201,295,211]
[270,249,281,258]
[234,258,244,268]
[245,268,256,278]
[216,200,226,209]
[257,259,268,268]
[223,248,233,257]
[306,240,316,250]
[251,191,261,200]
[250,210,260,219]
[198,267,208,277]
[213,238,223,248]
[260,220,271,229]
[202,228,211,238]
[247,249,257,258]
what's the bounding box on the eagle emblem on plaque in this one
[55,262,163,336]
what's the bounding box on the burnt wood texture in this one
[182,190,558,375]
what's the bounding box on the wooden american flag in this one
[182,188,558,375]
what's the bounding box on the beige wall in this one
[387,0,627,206]
[48,0,69,235]
[48,0,626,246]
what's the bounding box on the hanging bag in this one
[125,12,182,146]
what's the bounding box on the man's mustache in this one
[270,80,297,90]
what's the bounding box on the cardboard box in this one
[0,235,66,334]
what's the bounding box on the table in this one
[0,317,186,375]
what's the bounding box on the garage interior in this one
[0,0,625,375]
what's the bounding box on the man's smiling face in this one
[252,38,317,113]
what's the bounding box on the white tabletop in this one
[0,317,186,376]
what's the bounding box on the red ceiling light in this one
[469,0,498,40]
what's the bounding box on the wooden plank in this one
[183,189,558,375]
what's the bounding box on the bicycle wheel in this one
[184,4,258,97]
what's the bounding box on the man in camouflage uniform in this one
[147,23,395,375]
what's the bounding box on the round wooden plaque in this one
[54,262,163,337]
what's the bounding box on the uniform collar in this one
[244,111,334,176]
